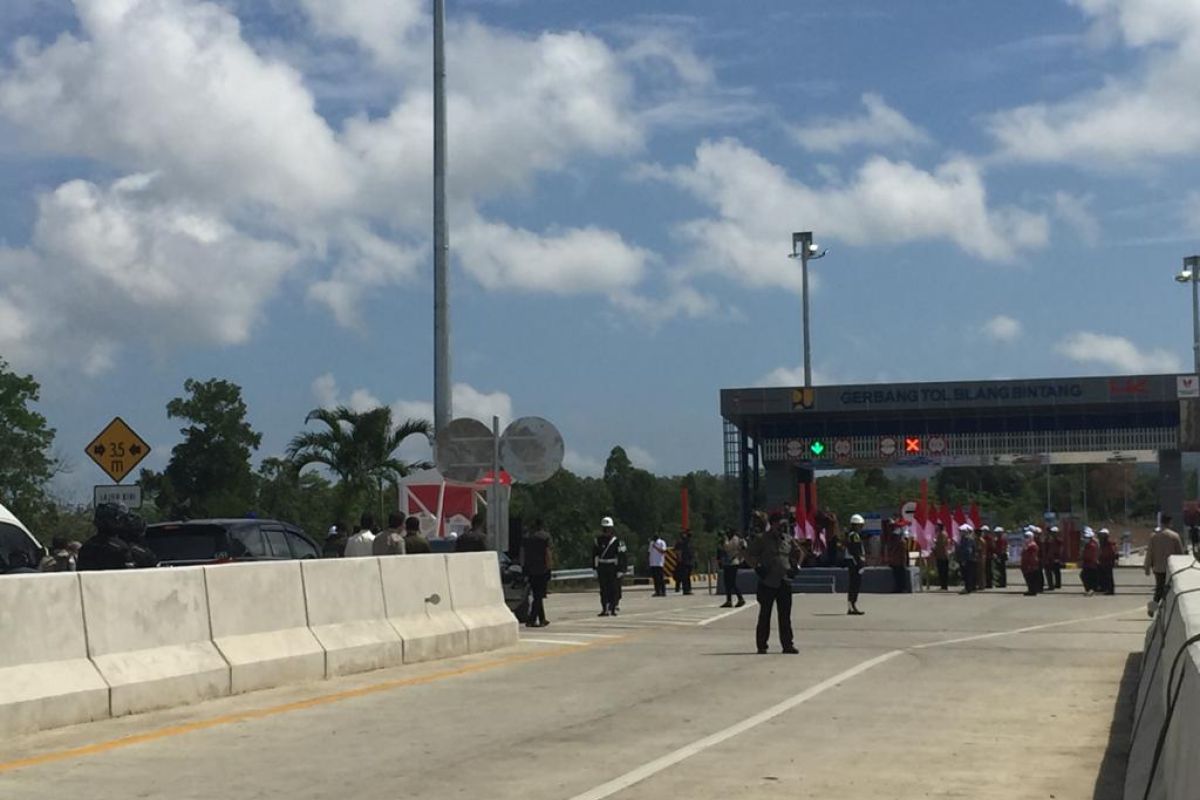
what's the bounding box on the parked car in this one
[144,519,320,566]
[0,502,45,574]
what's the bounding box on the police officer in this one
[118,509,158,568]
[1020,529,1041,596]
[77,503,134,571]
[992,526,1008,588]
[593,517,627,617]
[956,524,977,593]
[1080,528,1099,596]
[1046,526,1063,591]
[845,514,867,615]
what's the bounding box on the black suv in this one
[145,519,320,566]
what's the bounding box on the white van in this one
[0,502,45,573]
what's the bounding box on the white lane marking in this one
[520,638,590,647]
[549,633,622,639]
[564,605,1139,800]
[565,651,903,800]
[697,604,753,626]
[909,606,1141,650]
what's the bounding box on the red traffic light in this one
[904,437,922,453]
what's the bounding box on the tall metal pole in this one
[433,0,451,434]
[1192,262,1200,376]
[801,247,812,388]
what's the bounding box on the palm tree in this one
[287,406,432,520]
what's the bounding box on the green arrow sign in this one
[809,440,826,456]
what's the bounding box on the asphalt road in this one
[0,569,1154,800]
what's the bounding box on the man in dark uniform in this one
[403,516,433,554]
[593,517,627,616]
[845,514,867,615]
[522,519,554,628]
[992,526,1008,588]
[956,524,977,593]
[884,520,908,593]
[322,522,347,558]
[77,503,134,571]
[746,511,801,654]
[455,513,488,552]
[118,510,158,568]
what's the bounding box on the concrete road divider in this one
[81,567,230,717]
[301,559,403,677]
[0,573,110,737]
[380,554,469,663]
[1124,556,1200,800]
[204,561,325,694]
[445,552,518,654]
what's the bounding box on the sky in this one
[2,0,1200,501]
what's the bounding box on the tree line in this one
[0,359,1171,568]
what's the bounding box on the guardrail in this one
[550,568,596,582]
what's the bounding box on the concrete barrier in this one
[81,567,230,717]
[301,559,402,677]
[379,554,469,663]
[0,574,110,737]
[204,561,325,693]
[445,552,518,654]
[1124,556,1200,800]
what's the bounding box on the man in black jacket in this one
[77,503,133,571]
[746,511,801,654]
[593,517,627,616]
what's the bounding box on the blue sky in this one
[2,0,1200,501]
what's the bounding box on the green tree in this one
[0,358,57,529]
[287,406,431,522]
[254,457,338,539]
[158,378,262,518]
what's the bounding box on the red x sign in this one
[904,437,922,453]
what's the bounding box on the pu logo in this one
[791,388,816,410]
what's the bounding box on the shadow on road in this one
[1092,651,1141,800]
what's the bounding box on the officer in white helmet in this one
[1020,528,1041,596]
[593,517,627,616]
[955,523,977,593]
[844,514,867,615]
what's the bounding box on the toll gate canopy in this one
[721,374,1200,525]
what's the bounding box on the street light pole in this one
[432,0,451,435]
[790,232,827,388]
[1189,255,1200,377]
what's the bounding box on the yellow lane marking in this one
[0,636,632,775]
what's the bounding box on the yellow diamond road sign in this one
[86,417,150,484]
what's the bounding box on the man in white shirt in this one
[649,534,668,597]
[343,513,377,557]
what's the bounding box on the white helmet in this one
[601,516,614,528]
[902,528,913,539]
[980,525,991,532]
[958,523,974,532]
[849,513,865,525]
[994,526,1005,533]
[1083,528,1095,539]
[1024,530,1035,539]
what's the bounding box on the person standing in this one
[522,519,553,628]
[956,524,977,594]
[992,526,1008,588]
[322,522,347,558]
[455,513,488,552]
[403,516,433,554]
[746,511,801,654]
[1021,529,1041,596]
[885,521,908,593]
[343,514,376,557]
[1144,515,1185,608]
[373,512,408,556]
[593,517,627,616]
[1045,527,1063,591]
[1098,528,1118,595]
[77,503,134,571]
[933,524,951,591]
[1080,529,1099,596]
[845,514,867,615]
[720,529,746,608]
[979,525,994,590]
[675,530,695,595]
[648,533,668,597]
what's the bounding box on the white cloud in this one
[758,365,836,387]
[563,449,604,477]
[1053,192,1100,244]
[648,139,1047,293]
[297,0,425,68]
[791,93,931,153]
[987,0,1200,167]
[982,314,1022,343]
[624,445,657,470]
[311,373,339,408]
[312,373,512,427]
[1055,331,1182,373]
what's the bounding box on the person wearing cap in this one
[593,517,627,616]
[955,523,977,594]
[1144,514,1185,607]
[992,526,1008,588]
[844,514,867,614]
[39,536,77,572]
[322,521,348,558]
[745,510,801,652]
[77,503,135,571]
[977,525,993,590]
[1097,528,1118,595]
[932,523,951,591]
[1044,526,1063,591]
[1020,529,1041,596]
[1079,528,1100,596]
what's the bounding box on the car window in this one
[262,527,291,559]
[233,527,268,558]
[285,529,319,559]
[146,524,225,563]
